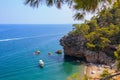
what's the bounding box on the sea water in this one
[0,24,84,80]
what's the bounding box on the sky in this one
[0,0,93,24]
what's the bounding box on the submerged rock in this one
[48,52,52,55]
[56,50,62,54]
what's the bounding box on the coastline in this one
[84,63,120,80]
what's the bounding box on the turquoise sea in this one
[0,24,84,80]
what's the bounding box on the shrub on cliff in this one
[114,45,120,70]
[68,2,120,52]
[100,70,111,79]
[82,75,88,80]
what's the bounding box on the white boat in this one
[34,50,40,55]
[39,60,44,68]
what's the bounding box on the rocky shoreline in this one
[60,35,116,67]
[60,35,118,79]
[84,63,116,80]
[60,2,120,79]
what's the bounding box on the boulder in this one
[56,50,62,54]
[48,52,52,55]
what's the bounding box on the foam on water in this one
[0,33,64,42]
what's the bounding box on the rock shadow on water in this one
[64,55,86,65]
[60,57,85,75]
[48,55,64,62]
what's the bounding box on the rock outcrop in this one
[85,50,114,65]
[56,50,62,54]
[60,35,115,66]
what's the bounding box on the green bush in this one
[82,75,88,80]
[100,70,111,78]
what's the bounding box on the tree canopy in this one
[68,0,120,51]
[25,0,114,20]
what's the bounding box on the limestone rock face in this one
[60,35,86,59]
[63,46,85,58]
[85,51,114,65]
[60,35,115,66]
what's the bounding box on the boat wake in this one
[0,38,24,42]
[0,33,63,42]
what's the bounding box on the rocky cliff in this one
[60,4,120,66]
[60,35,115,66]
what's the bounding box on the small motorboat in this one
[39,60,44,68]
[34,50,40,55]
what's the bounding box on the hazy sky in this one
[0,0,92,24]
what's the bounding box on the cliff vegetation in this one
[60,0,120,68]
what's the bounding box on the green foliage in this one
[100,37,111,49]
[66,73,88,80]
[25,0,115,20]
[69,24,90,36]
[82,75,88,80]
[100,70,111,78]
[86,42,95,48]
[67,73,88,80]
[114,45,120,70]
[113,0,120,8]
[68,3,120,51]
[71,73,79,78]
[116,60,120,70]
[66,73,81,80]
[114,45,120,59]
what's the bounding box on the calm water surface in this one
[0,24,84,80]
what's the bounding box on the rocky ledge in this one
[60,35,116,66]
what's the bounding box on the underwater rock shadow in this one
[63,55,86,65]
